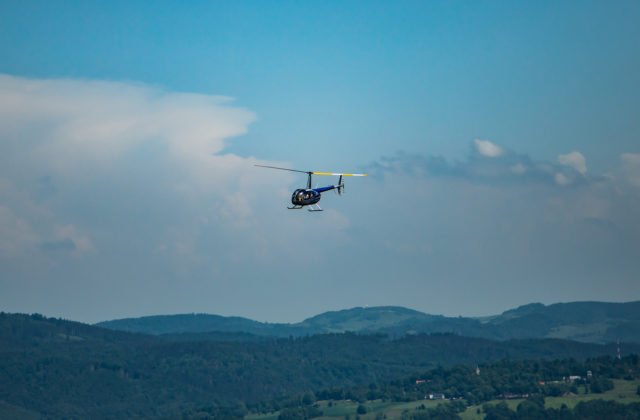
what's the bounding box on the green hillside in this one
[96,312,294,336]
[489,301,640,343]
[2,312,638,418]
[96,301,640,344]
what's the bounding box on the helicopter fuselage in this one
[291,185,338,206]
[291,188,323,206]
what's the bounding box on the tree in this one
[483,402,515,420]
[277,407,307,420]
[356,404,367,415]
[302,392,316,405]
[516,400,545,419]
[590,377,613,394]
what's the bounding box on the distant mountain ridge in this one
[96,301,640,344]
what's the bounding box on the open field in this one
[460,379,640,420]
[247,379,640,419]
[246,399,453,420]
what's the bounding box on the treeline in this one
[250,355,638,417]
[314,355,638,405]
[481,398,640,420]
[1,313,638,418]
[399,399,640,420]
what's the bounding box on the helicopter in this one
[255,165,367,211]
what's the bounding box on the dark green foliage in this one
[483,399,640,419]
[277,405,322,420]
[317,354,640,406]
[1,313,639,418]
[97,313,304,336]
[515,398,546,420]
[572,400,640,419]
[589,377,614,393]
[412,401,466,419]
[484,402,515,420]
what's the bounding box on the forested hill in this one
[96,313,293,336]
[96,301,640,343]
[2,312,638,418]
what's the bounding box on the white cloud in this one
[51,224,94,256]
[0,74,368,320]
[0,75,312,262]
[473,139,503,158]
[0,74,356,285]
[554,172,570,186]
[0,205,38,257]
[621,153,640,187]
[558,151,587,175]
[367,145,588,187]
[342,164,640,317]
[510,163,527,175]
[0,75,254,181]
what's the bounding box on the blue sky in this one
[1,1,639,323]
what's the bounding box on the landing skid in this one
[287,204,323,211]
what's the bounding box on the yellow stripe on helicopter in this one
[312,172,368,176]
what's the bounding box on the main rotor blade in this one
[312,172,368,177]
[255,165,367,177]
[254,165,310,174]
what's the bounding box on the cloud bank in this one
[1,74,639,322]
[0,74,255,257]
[353,144,640,313]
[0,75,352,321]
[366,142,597,188]
[621,153,640,187]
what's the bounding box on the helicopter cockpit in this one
[291,189,321,206]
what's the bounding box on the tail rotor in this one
[336,175,345,196]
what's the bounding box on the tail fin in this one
[336,175,344,195]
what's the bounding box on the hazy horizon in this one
[94,299,639,325]
[5,299,640,326]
